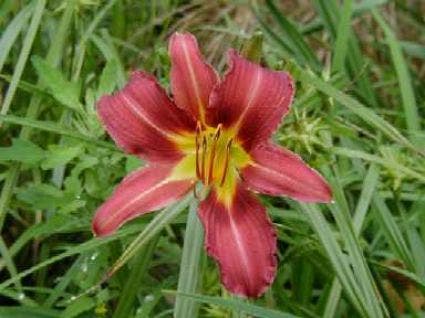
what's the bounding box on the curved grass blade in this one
[0,0,46,116]
[0,3,32,73]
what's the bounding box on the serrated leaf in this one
[31,55,81,111]
[17,183,66,210]
[41,145,83,170]
[98,59,119,97]
[0,138,45,165]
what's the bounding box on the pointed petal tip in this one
[91,165,194,237]
[169,31,218,121]
[199,186,277,298]
[168,31,197,49]
[208,51,295,149]
[242,144,332,203]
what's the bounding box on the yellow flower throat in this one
[170,122,251,205]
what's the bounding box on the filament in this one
[220,139,233,186]
[206,124,222,185]
[201,136,207,182]
[195,122,202,179]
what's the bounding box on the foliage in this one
[0,0,424,317]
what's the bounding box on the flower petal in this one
[208,51,294,150]
[169,32,219,123]
[98,71,195,163]
[92,164,194,236]
[198,184,277,298]
[241,143,332,202]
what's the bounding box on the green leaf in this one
[264,0,320,71]
[31,55,82,111]
[106,193,193,278]
[0,306,59,318]
[372,9,421,141]
[293,63,420,154]
[62,296,94,318]
[98,59,119,97]
[241,31,264,63]
[0,0,46,116]
[166,291,300,318]
[112,236,159,318]
[41,145,83,170]
[0,114,117,151]
[0,3,32,73]
[174,200,204,318]
[17,183,66,210]
[0,138,45,165]
[331,0,352,72]
[372,196,416,271]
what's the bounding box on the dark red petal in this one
[98,71,195,163]
[92,165,194,236]
[198,184,277,298]
[241,143,332,203]
[208,50,294,150]
[169,32,218,122]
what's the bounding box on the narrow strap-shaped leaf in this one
[372,9,421,142]
[174,200,204,318]
[167,291,300,318]
[112,235,160,318]
[1,0,46,116]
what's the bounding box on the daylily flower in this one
[92,32,332,298]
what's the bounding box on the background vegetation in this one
[0,0,424,317]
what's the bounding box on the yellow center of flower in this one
[169,122,251,205]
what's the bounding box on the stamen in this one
[195,122,202,179]
[220,139,233,186]
[201,135,207,182]
[206,124,222,184]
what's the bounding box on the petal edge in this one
[93,164,194,236]
[169,32,219,123]
[242,143,332,203]
[198,184,277,298]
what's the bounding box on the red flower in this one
[92,32,332,298]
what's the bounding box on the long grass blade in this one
[174,200,204,318]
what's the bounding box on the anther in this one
[201,136,207,182]
[220,139,233,186]
[206,125,222,184]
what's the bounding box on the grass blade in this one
[292,65,421,155]
[264,0,320,70]
[112,236,160,318]
[0,114,116,151]
[105,194,193,279]
[0,0,46,116]
[0,4,32,73]
[323,164,381,317]
[331,0,353,72]
[167,291,299,318]
[372,196,415,271]
[174,200,204,318]
[298,203,367,316]
[372,9,421,142]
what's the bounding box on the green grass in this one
[0,0,424,317]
